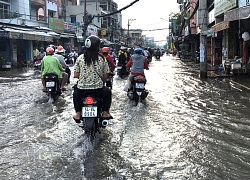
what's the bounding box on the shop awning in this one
[3,27,52,41]
[211,21,230,33]
[47,31,60,39]
[60,33,75,38]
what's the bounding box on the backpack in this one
[118,52,127,65]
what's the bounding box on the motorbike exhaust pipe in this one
[102,119,109,126]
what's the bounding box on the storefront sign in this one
[211,21,230,32]
[49,18,64,33]
[239,6,250,19]
[214,0,237,17]
[9,32,23,39]
[64,22,76,33]
[225,6,250,21]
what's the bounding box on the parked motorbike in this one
[44,73,62,103]
[78,94,111,141]
[117,64,129,78]
[127,75,149,105]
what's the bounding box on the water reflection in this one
[1,58,250,179]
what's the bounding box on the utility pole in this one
[127,19,130,46]
[199,0,208,78]
[83,0,88,41]
[127,19,136,46]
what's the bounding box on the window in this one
[100,2,107,11]
[71,15,76,24]
[37,8,44,21]
[48,10,55,18]
[0,3,10,19]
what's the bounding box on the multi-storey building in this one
[174,0,250,70]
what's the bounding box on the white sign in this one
[214,0,237,17]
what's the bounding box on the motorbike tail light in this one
[137,75,144,79]
[85,97,94,105]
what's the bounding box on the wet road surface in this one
[1,55,250,179]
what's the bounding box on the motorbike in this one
[34,58,41,70]
[78,94,110,141]
[117,64,129,78]
[127,75,149,105]
[44,73,62,103]
[65,55,74,65]
[155,55,160,61]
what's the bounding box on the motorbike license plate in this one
[117,66,122,70]
[46,81,55,87]
[82,106,98,117]
[135,83,144,89]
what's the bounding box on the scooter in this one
[34,58,42,70]
[44,73,62,103]
[117,64,129,78]
[127,75,149,105]
[77,94,111,142]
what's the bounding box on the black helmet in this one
[85,35,101,51]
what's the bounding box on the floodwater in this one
[1,55,250,179]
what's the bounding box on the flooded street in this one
[1,55,250,179]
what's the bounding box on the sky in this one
[114,0,180,45]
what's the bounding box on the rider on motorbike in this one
[41,47,67,92]
[118,46,128,66]
[73,35,112,122]
[126,47,149,90]
[101,47,116,72]
[54,45,71,84]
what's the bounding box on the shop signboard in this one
[23,33,35,40]
[211,21,230,32]
[64,22,76,34]
[214,0,237,17]
[49,18,64,33]
[225,5,250,21]
[9,32,23,39]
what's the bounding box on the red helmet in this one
[101,47,109,53]
[46,47,54,55]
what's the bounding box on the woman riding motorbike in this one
[73,35,112,122]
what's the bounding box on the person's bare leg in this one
[41,78,46,91]
[60,72,68,90]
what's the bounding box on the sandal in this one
[42,89,47,92]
